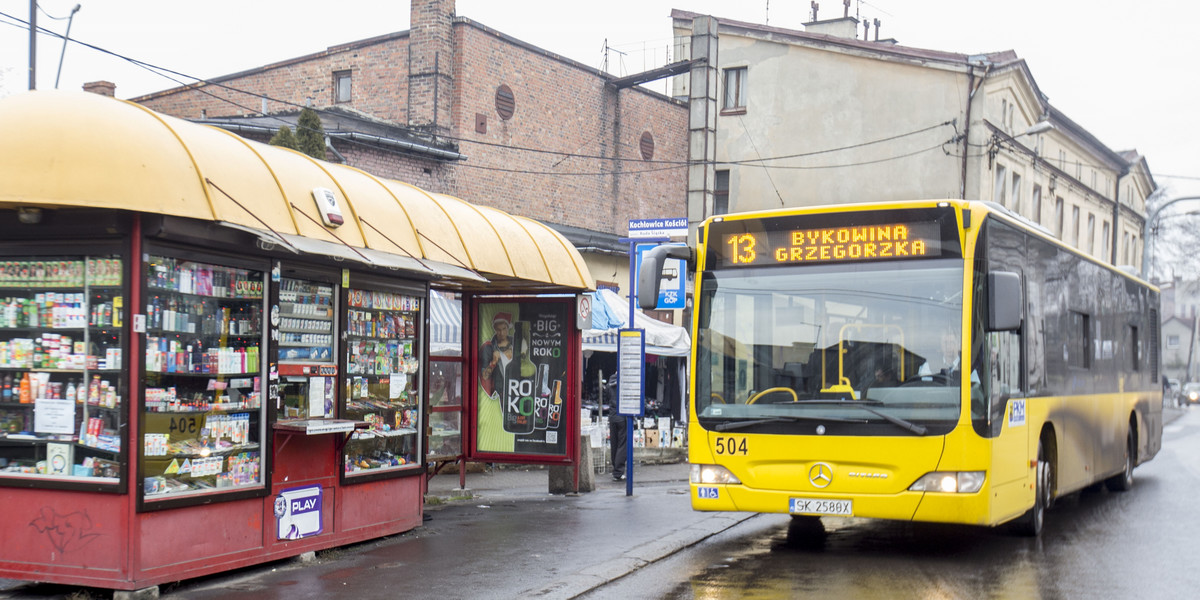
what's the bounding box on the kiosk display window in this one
[140,255,266,504]
[276,278,337,421]
[0,255,125,485]
[427,361,462,458]
[342,288,422,476]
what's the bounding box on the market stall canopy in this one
[0,91,594,293]
[429,290,463,355]
[582,289,691,357]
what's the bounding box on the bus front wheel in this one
[1014,438,1052,537]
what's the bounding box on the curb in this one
[519,511,757,599]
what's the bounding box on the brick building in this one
[132,0,688,294]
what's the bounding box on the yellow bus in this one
[639,200,1162,536]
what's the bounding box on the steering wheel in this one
[710,393,726,404]
[747,387,798,405]
[899,373,951,387]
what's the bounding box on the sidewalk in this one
[132,460,748,600]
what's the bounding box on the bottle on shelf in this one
[19,372,31,404]
[2,373,11,401]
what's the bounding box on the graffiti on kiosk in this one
[29,506,102,554]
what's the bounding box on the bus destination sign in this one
[720,222,942,267]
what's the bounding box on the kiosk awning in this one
[0,91,593,293]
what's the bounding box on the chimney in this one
[82,81,115,97]
[408,0,456,137]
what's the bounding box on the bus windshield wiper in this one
[776,399,928,435]
[711,414,856,432]
[851,404,927,435]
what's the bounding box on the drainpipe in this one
[961,60,991,200]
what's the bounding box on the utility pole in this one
[28,0,37,90]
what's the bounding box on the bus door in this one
[978,221,1029,511]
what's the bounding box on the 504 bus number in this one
[714,436,747,455]
[169,416,201,436]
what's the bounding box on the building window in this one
[1072,206,1080,244]
[714,170,730,215]
[1102,221,1110,259]
[993,164,1008,206]
[1087,214,1096,254]
[334,71,352,103]
[722,67,747,112]
[1011,172,1022,214]
[1055,197,1065,237]
[1068,311,1092,369]
[1058,149,1067,170]
[1032,184,1043,224]
[1129,325,1140,371]
[1123,232,1131,264]
[1168,334,1180,349]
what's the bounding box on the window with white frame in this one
[1087,214,1096,254]
[1032,184,1042,224]
[1056,197,1065,237]
[994,164,1008,206]
[1011,172,1023,214]
[722,67,747,112]
[1102,221,1110,259]
[1072,206,1081,244]
[334,70,352,103]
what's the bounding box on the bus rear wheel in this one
[1105,429,1135,492]
[1014,438,1052,537]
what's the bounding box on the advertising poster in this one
[275,484,323,540]
[476,301,569,456]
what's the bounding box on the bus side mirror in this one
[987,271,1021,331]
[637,244,693,310]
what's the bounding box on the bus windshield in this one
[695,259,965,436]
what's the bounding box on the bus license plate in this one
[789,497,852,516]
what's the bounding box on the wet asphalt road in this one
[583,407,1200,599]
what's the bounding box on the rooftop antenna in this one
[811,1,819,21]
[844,0,851,18]
[765,0,770,25]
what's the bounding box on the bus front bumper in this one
[691,482,996,526]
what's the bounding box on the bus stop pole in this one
[623,236,668,496]
[626,241,636,496]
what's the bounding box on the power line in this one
[0,10,1040,179]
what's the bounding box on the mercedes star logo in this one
[809,462,833,488]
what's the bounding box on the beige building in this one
[671,11,1156,267]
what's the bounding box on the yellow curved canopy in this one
[0,91,594,292]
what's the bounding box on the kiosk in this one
[0,91,592,592]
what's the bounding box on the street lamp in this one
[1140,194,1200,280]
[988,119,1054,168]
[54,4,81,89]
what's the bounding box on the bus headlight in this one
[690,464,742,485]
[909,471,985,494]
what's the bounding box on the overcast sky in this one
[1,0,1197,197]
